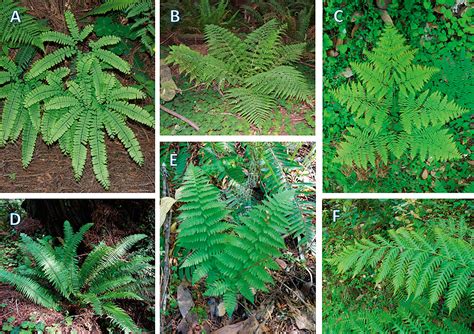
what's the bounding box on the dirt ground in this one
[0,123,155,193]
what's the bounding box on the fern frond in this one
[330,227,473,312]
[90,120,110,189]
[205,24,247,74]
[406,126,460,162]
[89,0,139,15]
[226,87,276,127]
[102,302,140,332]
[243,19,281,75]
[40,31,75,46]
[275,43,306,65]
[0,270,59,310]
[244,65,311,101]
[92,48,131,74]
[26,47,76,79]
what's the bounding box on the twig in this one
[160,105,200,131]
[160,165,172,331]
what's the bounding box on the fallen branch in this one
[160,105,200,131]
[160,165,172,331]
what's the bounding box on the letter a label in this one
[11,10,21,23]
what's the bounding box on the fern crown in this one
[331,26,469,169]
[166,19,312,128]
[0,221,152,332]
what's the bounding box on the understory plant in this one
[0,11,154,189]
[331,25,469,169]
[166,19,312,128]
[177,164,298,315]
[326,222,473,333]
[0,221,153,332]
[89,0,155,56]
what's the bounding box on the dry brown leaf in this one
[421,169,429,180]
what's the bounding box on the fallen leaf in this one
[340,67,353,78]
[378,9,393,25]
[211,315,259,334]
[275,258,287,270]
[160,197,176,226]
[421,169,429,180]
[217,302,226,317]
[177,283,194,318]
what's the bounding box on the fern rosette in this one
[0,221,153,332]
[331,26,469,169]
[166,19,313,128]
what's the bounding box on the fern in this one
[0,55,48,167]
[0,0,46,49]
[15,11,154,189]
[329,226,473,313]
[324,298,472,334]
[176,164,304,315]
[166,19,312,128]
[331,26,469,168]
[89,0,155,55]
[0,221,151,332]
[27,11,130,80]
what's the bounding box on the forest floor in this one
[0,123,155,192]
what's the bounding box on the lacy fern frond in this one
[176,164,302,316]
[332,25,469,169]
[166,19,312,128]
[329,227,473,313]
[324,298,472,334]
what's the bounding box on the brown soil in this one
[0,284,100,332]
[0,123,155,193]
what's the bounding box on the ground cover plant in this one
[323,199,473,333]
[160,0,315,135]
[0,0,155,192]
[323,0,472,192]
[0,199,155,333]
[160,142,316,333]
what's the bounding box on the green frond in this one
[64,11,81,41]
[92,48,131,74]
[40,31,75,46]
[244,65,311,101]
[0,0,46,48]
[226,87,276,128]
[21,110,39,167]
[89,35,121,50]
[20,233,71,297]
[107,100,154,127]
[0,270,59,310]
[89,0,139,15]
[27,47,76,79]
[90,120,110,189]
[103,111,144,165]
[102,302,140,332]
[330,227,473,312]
[205,24,247,74]
[275,43,306,65]
[406,126,460,162]
[243,19,282,75]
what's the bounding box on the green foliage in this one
[0,221,152,332]
[176,164,299,315]
[25,56,153,189]
[166,19,312,128]
[330,226,473,313]
[324,199,473,333]
[0,0,46,49]
[27,11,130,80]
[90,0,155,56]
[331,26,468,169]
[0,51,44,167]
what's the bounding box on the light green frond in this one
[93,48,131,74]
[90,116,110,189]
[406,126,460,162]
[244,65,311,101]
[102,302,139,333]
[40,31,75,46]
[89,36,121,50]
[226,87,276,127]
[205,24,247,73]
[27,47,76,79]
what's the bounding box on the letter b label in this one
[171,10,180,23]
